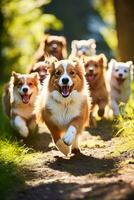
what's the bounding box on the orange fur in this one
[34,34,67,62]
[83,54,108,127]
[35,58,91,156]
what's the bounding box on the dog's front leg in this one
[111,100,119,116]
[13,116,29,137]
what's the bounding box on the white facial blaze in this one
[58,61,73,86]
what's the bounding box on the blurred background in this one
[0,0,134,82]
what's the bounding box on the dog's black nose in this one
[23,88,28,93]
[119,73,123,77]
[62,78,69,85]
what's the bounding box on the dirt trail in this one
[9,120,134,200]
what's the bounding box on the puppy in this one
[34,58,91,156]
[28,57,58,84]
[107,59,133,116]
[70,39,96,57]
[34,34,67,62]
[3,72,41,137]
[83,54,108,127]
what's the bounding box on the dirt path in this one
[9,120,134,200]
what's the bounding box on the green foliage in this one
[93,0,117,56]
[0,0,62,82]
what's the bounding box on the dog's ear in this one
[30,72,41,91]
[108,59,117,69]
[126,61,134,80]
[9,71,18,104]
[88,39,96,48]
[71,56,86,76]
[97,53,107,68]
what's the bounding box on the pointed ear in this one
[12,71,20,79]
[108,58,116,69]
[71,56,86,75]
[88,39,96,47]
[31,72,41,91]
[98,53,107,67]
[126,61,133,68]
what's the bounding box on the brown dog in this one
[34,34,67,62]
[83,54,108,127]
[3,72,41,137]
[28,57,58,84]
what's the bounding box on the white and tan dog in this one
[3,72,41,137]
[107,59,133,116]
[70,39,96,57]
[35,58,91,156]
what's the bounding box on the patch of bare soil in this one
[8,120,134,200]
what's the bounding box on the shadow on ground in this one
[87,118,118,141]
[47,152,117,177]
[9,180,134,200]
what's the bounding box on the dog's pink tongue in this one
[22,95,30,104]
[87,74,94,81]
[61,86,70,97]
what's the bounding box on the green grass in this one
[0,139,30,200]
[114,82,134,155]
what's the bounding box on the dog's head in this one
[46,58,86,101]
[9,72,41,104]
[108,59,133,85]
[83,54,107,83]
[42,35,67,60]
[71,39,96,57]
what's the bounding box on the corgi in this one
[83,54,108,127]
[70,39,96,57]
[107,59,133,116]
[28,57,58,84]
[3,72,41,137]
[34,34,67,62]
[34,58,91,156]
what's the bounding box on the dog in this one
[83,54,108,127]
[28,57,58,84]
[34,58,91,156]
[34,34,67,62]
[70,39,96,57]
[107,59,133,116]
[3,72,41,137]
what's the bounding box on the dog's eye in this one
[28,82,33,86]
[55,71,62,76]
[124,69,127,73]
[70,71,75,75]
[115,69,119,72]
[94,64,98,68]
[18,82,23,87]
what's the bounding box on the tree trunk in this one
[114,0,134,62]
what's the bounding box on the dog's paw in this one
[98,109,104,117]
[56,139,71,156]
[63,126,76,146]
[19,127,29,138]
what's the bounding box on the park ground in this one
[0,83,134,200]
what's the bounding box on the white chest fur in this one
[46,91,84,128]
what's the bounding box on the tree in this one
[114,0,134,62]
[0,0,62,82]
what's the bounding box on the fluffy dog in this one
[83,54,108,127]
[34,58,91,156]
[3,72,41,137]
[34,34,67,62]
[70,39,96,57]
[107,59,133,116]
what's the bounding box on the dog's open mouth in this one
[60,86,71,98]
[116,77,125,85]
[21,94,31,104]
[86,73,97,81]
